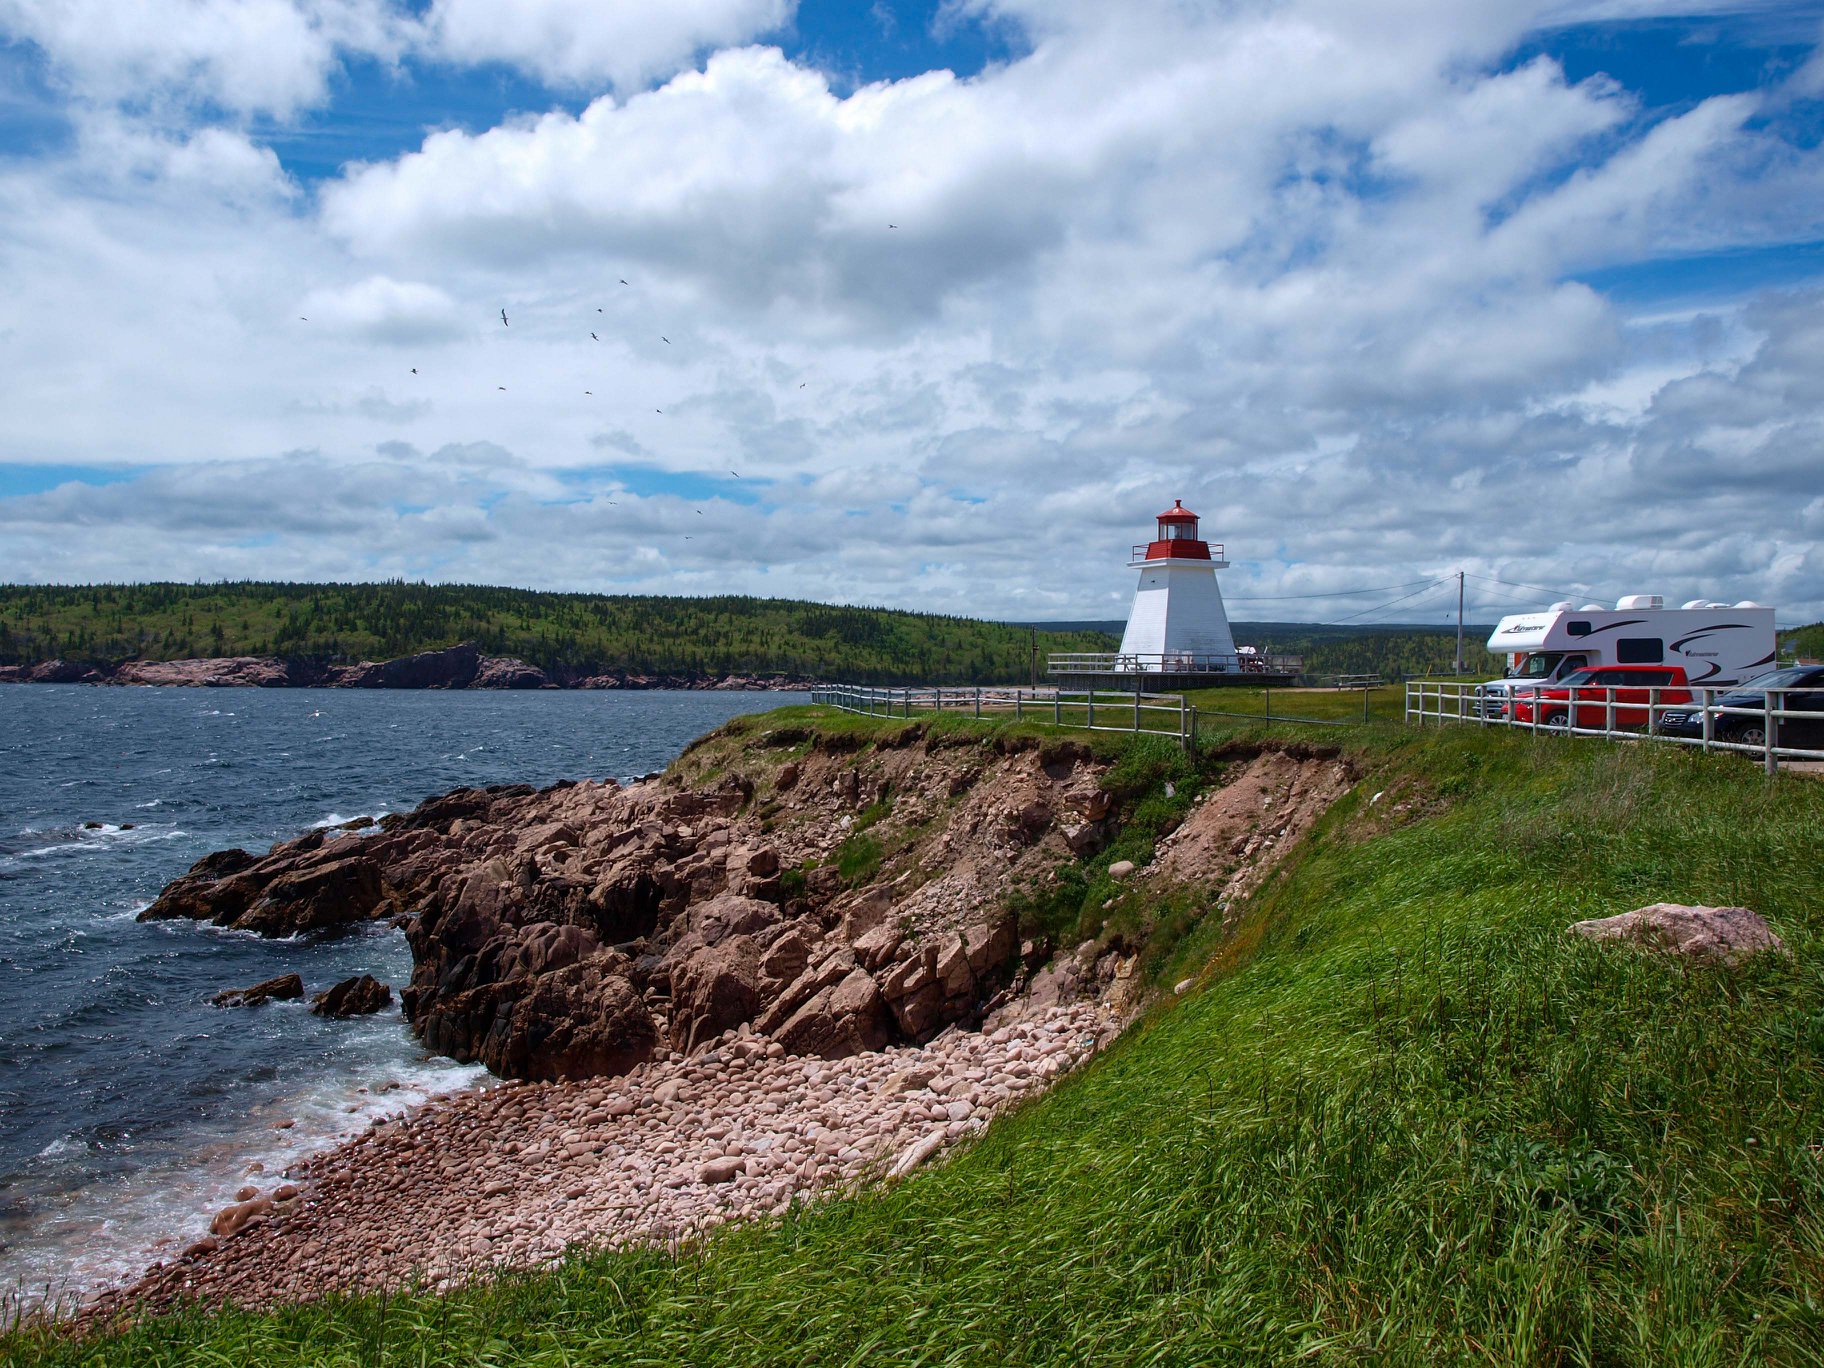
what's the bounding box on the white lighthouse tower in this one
[1118,500,1238,668]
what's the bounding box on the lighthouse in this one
[1117,500,1238,668]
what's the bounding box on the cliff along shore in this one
[0,641,818,691]
[99,714,1351,1317]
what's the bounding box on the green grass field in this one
[8,712,1823,1365]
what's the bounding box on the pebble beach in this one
[97,1001,1118,1316]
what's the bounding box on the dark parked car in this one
[1656,665,1824,750]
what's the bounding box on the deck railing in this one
[1404,681,1824,775]
[1047,650,1302,677]
[811,685,1195,748]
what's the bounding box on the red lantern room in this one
[1134,500,1224,565]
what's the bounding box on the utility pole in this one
[1455,570,1466,676]
[1030,627,1039,690]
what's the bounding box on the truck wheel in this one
[1545,711,1570,731]
[1735,723,1767,747]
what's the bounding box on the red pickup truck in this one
[1511,665,1693,730]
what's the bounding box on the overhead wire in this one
[1223,577,1442,603]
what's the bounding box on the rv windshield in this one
[1507,653,1564,680]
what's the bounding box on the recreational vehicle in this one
[1477,595,1776,719]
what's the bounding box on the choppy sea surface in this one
[0,685,806,1307]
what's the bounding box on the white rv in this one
[1477,595,1777,718]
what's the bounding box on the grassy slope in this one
[10,720,1824,1364]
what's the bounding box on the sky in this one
[1,1,1822,629]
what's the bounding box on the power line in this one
[1322,576,1458,626]
[1223,577,1442,603]
[1464,571,1599,601]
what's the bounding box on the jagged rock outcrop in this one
[212,973,304,1008]
[333,643,486,689]
[1,645,811,690]
[110,657,326,687]
[310,975,393,1018]
[138,724,1346,1083]
[139,835,389,935]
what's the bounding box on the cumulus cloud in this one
[2,0,1823,624]
[423,0,794,90]
[0,0,409,118]
[299,276,467,345]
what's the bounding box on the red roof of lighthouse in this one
[1156,499,1198,523]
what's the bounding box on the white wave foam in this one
[7,1036,490,1311]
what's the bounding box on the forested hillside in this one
[1783,621,1824,661]
[15,585,1796,685]
[0,583,1110,685]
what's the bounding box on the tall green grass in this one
[10,727,1823,1364]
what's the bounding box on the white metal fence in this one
[811,685,1194,746]
[1046,650,1304,678]
[1405,681,1824,775]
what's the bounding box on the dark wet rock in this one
[311,974,393,1018]
[214,973,304,1008]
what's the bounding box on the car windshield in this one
[1733,667,1816,691]
[1509,654,1563,680]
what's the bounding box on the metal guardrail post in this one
[1086,693,1095,728]
[1015,690,1023,721]
[974,687,981,719]
[1363,686,1371,724]
[1766,687,1777,777]
[1054,693,1061,725]
[1134,691,1141,732]
[1702,688,1712,754]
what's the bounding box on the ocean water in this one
[0,685,806,1307]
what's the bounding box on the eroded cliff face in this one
[142,721,1353,1082]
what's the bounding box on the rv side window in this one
[1566,621,1592,637]
[1617,638,1664,664]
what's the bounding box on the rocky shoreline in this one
[90,1002,1117,1319]
[85,716,1351,1319]
[0,641,823,692]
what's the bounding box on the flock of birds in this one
[299,274,795,531]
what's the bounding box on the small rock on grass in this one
[1568,903,1784,966]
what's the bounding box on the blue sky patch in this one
[0,464,142,499]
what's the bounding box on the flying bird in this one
[497,386,507,391]
[695,509,703,515]
[889,224,897,228]
[655,408,662,413]
[590,332,598,340]
[597,307,604,313]
[730,470,740,478]
[798,382,806,388]
[619,279,628,285]
[660,336,670,344]
[410,368,418,374]
[584,390,593,395]
[500,309,509,327]
[299,316,308,321]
